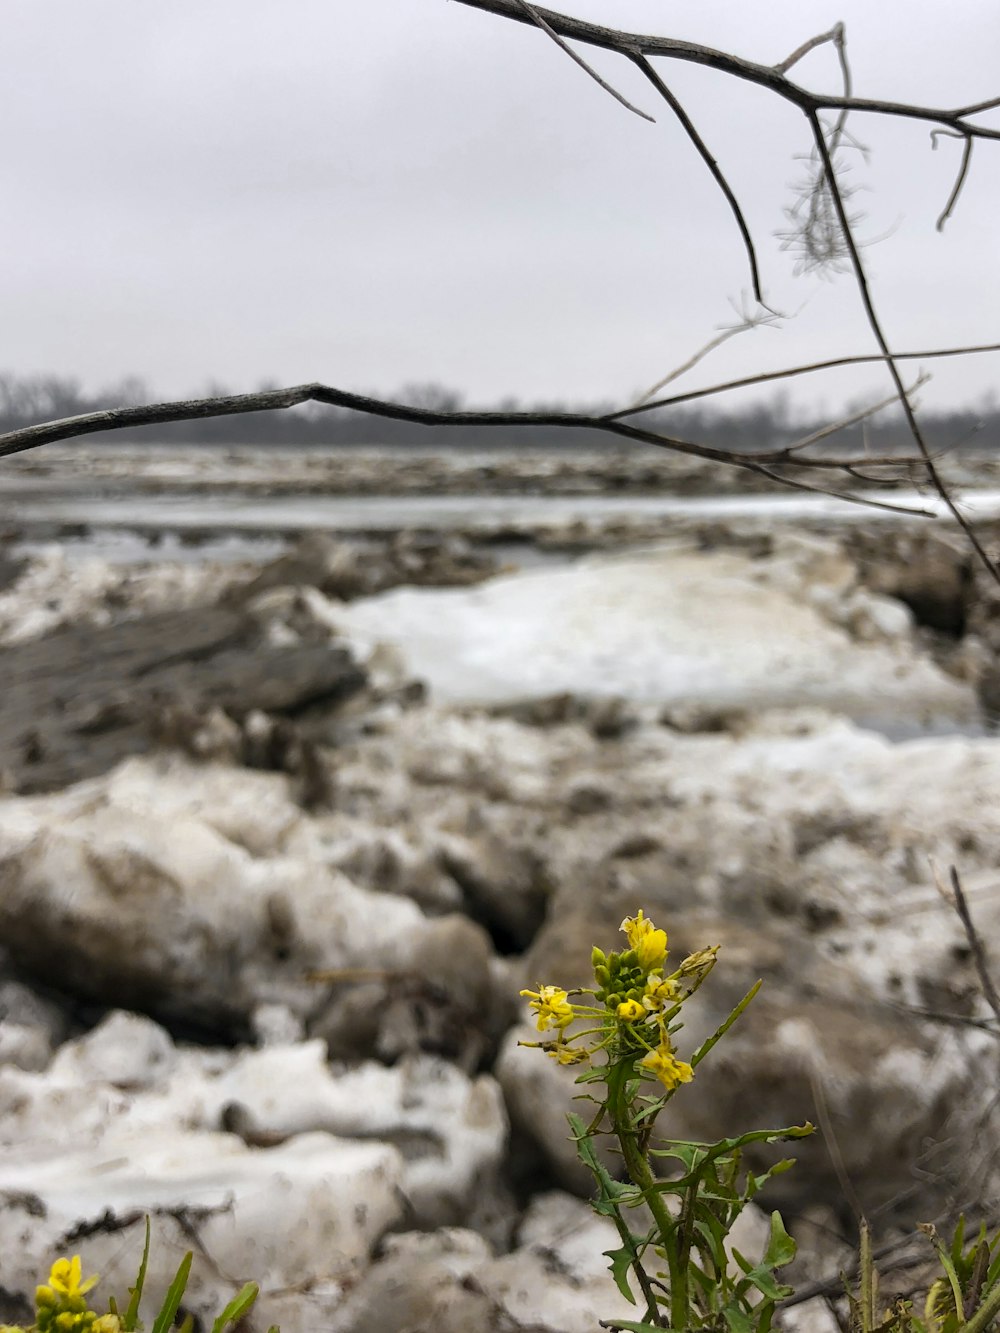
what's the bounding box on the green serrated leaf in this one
[605,1246,638,1306]
[151,1252,192,1333]
[124,1217,152,1332]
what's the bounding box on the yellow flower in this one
[642,976,678,1010]
[640,1043,694,1090]
[47,1258,97,1302]
[520,984,574,1031]
[616,998,645,1021]
[620,910,668,973]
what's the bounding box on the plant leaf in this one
[763,1212,797,1269]
[605,1247,638,1305]
[211,1284,259,1333]
[124,1217,152,1332]
[151,1252,192,1333]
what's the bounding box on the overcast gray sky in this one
[3,1,999,413]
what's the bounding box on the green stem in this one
[610,1061,688,1331]
[960,1275,1000,1333]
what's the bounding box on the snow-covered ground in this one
[335,538,977,726]
[0,514,997,1333]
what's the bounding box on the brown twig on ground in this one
[936,866,1000,1029]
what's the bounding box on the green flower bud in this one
[591,946,606,968]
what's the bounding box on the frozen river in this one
[6,484,1000,535]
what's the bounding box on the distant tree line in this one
[1,370,999,455]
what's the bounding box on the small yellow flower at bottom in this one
[520,984,574,1032]
[640,1044,694,1090]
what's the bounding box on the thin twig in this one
[941,866,1000,1028]
[454,1,1000,141]
[807,106,1000,585]
[953,94,1000,118]
[745,463,933,516]
[628,307,781,410]
[894,1004,1000,1036]
[0,383,945,516]
[777,374,929,456]
[774,25,844,76]
[511,0,655,121]
[602,418,937,515]
[606,339,1000,419]
[934,131,975,231]
[630,52,765,302]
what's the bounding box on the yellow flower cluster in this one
[0,1257,120,1333]
[519,910,716,1091]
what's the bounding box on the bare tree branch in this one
[453,1,1000,141]
[511,0,656,121]
[806,106,1000,584]
[627,54,766,302]
[933,130,975,231]
[774,24,845,77]
[938,867,1000,1030]
[776,374,929,457]
[0,383,941,517]
[628,305,782,411]
[609,340,1000,419]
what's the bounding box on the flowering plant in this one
[0,1224,268,1333]
[520,910,813,1333]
